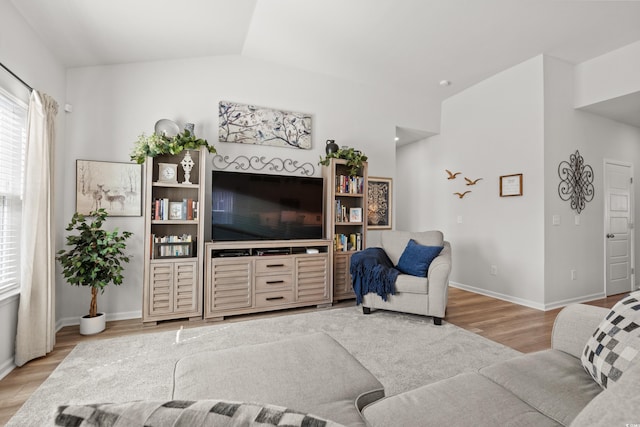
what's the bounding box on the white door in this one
[604,160,634,296]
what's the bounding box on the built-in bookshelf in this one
[142,148,206,324]
[323,158,367,301]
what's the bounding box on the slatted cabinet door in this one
[174,261,198,313]
[296,255,329,303]
[209,258,252,314]
[333,252,355,300]
[149,263,174,315]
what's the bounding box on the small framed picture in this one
[500,173,523,197]
[169,201,184,220]
[349,207,363,223]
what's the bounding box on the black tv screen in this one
[212,171,324,241]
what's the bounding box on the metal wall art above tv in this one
[211,170,324,241]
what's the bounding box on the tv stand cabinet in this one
[204,239,333,320]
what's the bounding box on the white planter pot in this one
[80,312,106,335]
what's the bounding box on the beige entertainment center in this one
[204,239,332,320]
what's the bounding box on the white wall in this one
[397,56,547,307]
[397,54,640,310]
[574,40,640,108]
[0,0,66,378]
[61,54,440,322]
[543,56,640,306]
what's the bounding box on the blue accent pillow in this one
[395,239,443,277]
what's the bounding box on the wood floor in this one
[0,287,625,425]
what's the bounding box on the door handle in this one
[606,234,615,238]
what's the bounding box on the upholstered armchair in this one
[360,230,452,325]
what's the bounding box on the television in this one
[211,170,324,241]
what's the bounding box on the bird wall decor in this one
[454,191,471,199]
[446,169,461,179]
[464,177,483,186]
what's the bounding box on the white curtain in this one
[14,90,58,367]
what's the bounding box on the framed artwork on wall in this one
[76,160,142,216]
[500,173,523,197]
[218,100,312,149]
[367,176,392,229]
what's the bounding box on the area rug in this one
[8,306,521,426]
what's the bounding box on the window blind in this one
[0,89,27,298]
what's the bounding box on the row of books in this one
[335,200,363,223]
[152,198,199,221]
[336,175,364,194]
[153,234,193,243]
[334,233,363,252]
[150,234,194,259]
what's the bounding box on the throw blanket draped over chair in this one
[350,248,400,304]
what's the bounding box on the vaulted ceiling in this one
[11,0,640,132]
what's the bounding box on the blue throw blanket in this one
[350,247,400,305]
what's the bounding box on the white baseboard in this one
[55,310,142,332]
[542,292,607,311]
[0,357,16,381]
[450,282,547,310]
[450,282,607,311]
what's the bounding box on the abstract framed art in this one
[367,176,392,229]
[76,160,142,216]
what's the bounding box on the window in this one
[0,88,27,298]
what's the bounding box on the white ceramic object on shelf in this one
[181,150,194,184]
[80,312,106,335]
[154,119,180,138]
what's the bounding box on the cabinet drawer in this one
[254,290,295,308]
[255,257,293,274]
[255,274,293,292]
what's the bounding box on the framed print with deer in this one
[76,160,142,216]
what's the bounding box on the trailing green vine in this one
[319,147,368,176]
[130,129,216,164]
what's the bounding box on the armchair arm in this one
[426,241,452,318]
[551,304,608,358]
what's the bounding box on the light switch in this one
[457,215,463,224]
[574,215,580,226]
[552,215,560,226]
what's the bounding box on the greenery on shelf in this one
[130,129,216,164]
[56,209,133,318]
[319,147,368,176]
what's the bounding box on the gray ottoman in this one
[172,332,384,427]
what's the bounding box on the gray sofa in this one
[361,230,452,325]
[55,301,640,426]
[361,302,640,426]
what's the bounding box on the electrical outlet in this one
[457,215,463,224]
[490,265,498,276]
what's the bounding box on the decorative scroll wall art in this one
[76,160,142,216]
[211,154,315,176]
[218,101,312,149]
[368,177,393,229]
[557,150,594,214]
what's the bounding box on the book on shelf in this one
[335,175,364,194]
[334,233,362,251]
[152,198,198,220]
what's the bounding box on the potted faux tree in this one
[56,208,132,335]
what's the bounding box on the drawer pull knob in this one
[266,296,285,301]
[267,264,285,268]
[266,280,285,285]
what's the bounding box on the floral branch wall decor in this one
[558,150,594,214]
[218,101,311,149]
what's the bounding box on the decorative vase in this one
[325,139,339,155]
[181,150,194,184]
[80,312,106,335]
